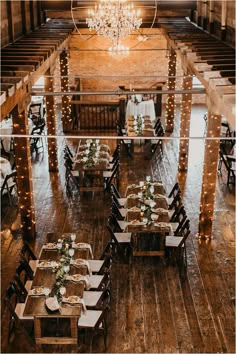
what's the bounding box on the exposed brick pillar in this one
[165,48,177,132]
[198,112,221,239]
[178,74,193,171]
[45,72,58,172]
[12,106,36,238]
[60,50,71,132]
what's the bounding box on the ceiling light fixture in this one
[108,43,130,59]
[86,0,142,45]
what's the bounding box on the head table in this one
[126,99,156,122]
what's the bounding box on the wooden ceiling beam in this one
[1,34,71,118]
[1,65,35,72]
[1,51,49,60]
[1,60,40,69]
[1,71,30,81]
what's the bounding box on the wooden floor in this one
[1,104,235,353]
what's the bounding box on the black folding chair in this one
[1,170,17,204]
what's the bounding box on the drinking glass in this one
[57,242,62,250]
[44,287,50,296]
[63,265,70,273]
[69,248,74,257]
[59,287,66,297]
[70,233,76,242]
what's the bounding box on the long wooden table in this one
[23,233,93,345]
[125,181,172,257]
[126,115,156,159]
[73,141,111,192]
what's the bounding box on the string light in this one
[198,113,222,240]
[60,50,72,132]
[165,49,177,132]
[45,75,59,172]
[178,74,193,171]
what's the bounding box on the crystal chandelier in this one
[108,43,130,59]
[86,0,142,45]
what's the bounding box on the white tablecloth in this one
[126,99,156,121]
[0,118,34,151]
[0,157,12,187]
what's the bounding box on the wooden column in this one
[178,74,193,171]
[165,48,177,132]
[21,0,27,35]
[36,0,42,27]
[198,112,221,239]
[221,0,227,40]
[119,98,126,128]
[45,74,59,172]
[29,0,35,31]
[12,106,36,238]
[156,84,163,117]
[60,50,71,133]
[7,0,14,42]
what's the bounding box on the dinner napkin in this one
[144,128,153,132]
[152,208,168,215]
[127,194,139,199]
[45,296,60,312]
[129,220,144,226]
[127,184,137,189]
[70,259,92,275]
[73,242,93,259]
[29,287,50,296]
[62,296,87,313]
[128,206,141,212]
[43,243,57,250]
[155,194,167,199]
[154,222,173,232]
[38,261,58,268]
[65,274,91,290]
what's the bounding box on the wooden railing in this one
[70,99,125,130]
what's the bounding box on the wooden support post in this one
[156,85,163,117]
[36,0,42,27]
[119,98,126,128]
[165,48,177,132]
[45,74,59,172]
[12,106,36,239]
[60,50,71,132]
[21,0,27,35]
[7,0,14,43]
[198,112,221,239]
[29,0,35,31]
[178,74,193,171]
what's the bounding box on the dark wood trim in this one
[7,0,14,42]
[36,0,42,27]
[20,0,27,35]
[29,0,35,31]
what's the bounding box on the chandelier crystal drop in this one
[86,0,142,44]
[108,43,130,59]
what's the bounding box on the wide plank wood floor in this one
[1,104,235,353]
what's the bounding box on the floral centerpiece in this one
[50,234,76,301]
[138,176,157,226]
[82,139,101,167]
[133,115,145,136]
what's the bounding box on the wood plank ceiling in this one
[0,21,74,118]
[41,0,197,25]
[159,18,235,128]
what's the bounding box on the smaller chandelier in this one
[86,0,142,44]
[108,43,130,59]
